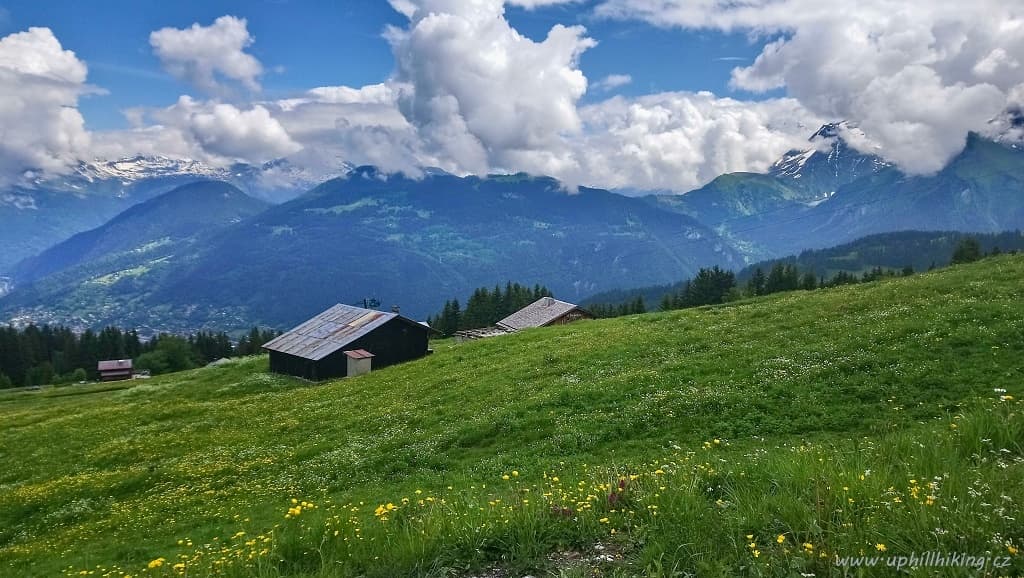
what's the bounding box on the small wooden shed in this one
[97,359,133,381]
[344,349,374,377]
[262,303,432,381]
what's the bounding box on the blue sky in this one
[1,0,764,130]
[0,0,1017,192]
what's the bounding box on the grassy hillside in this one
[1,256,1023,577]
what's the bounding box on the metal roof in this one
[98,359,132,371]
[263,303,425,361]
[497,297,585,331]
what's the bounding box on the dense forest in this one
[0,326,279,389]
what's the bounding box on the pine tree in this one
[801,271,818,291]
[659,293,673,312]
[747,267,766,296]
[951,237,982,264]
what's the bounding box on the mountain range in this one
[1,122,1023,334]
[0,156,344,274]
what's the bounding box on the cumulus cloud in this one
[594,0,1024,174]
[567,91,819,190]
[385,0,595,175]
[93,97,301,165]
[265,84,423,175]
[150,15,263,94]
[0,27,93,185]
[593,73,633,91]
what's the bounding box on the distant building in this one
[497,297,593,331]
[97,359,133,382]
[456,297,593,341]
[262,303,433,381]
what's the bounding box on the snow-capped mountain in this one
[74,156,230,183]
[769,121,891,196]
[987,106,1024,146]
[34,155,349,203]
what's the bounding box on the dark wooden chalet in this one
[262,303,432,381]
[97,359,133,381]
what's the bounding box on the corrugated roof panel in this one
[497,297,583,331]
[262,303,404,361]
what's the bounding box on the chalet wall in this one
[269,318,429,381]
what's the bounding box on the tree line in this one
[428,282,554,336]
[587,237,1009,318]
[0,325,279,389]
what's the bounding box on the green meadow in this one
[1,256,1022,577]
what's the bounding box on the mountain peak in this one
[809,121,847,142]
[987,106,1024,145]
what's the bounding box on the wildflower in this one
[599,517,610,524]
[1008,544,1018,555]
[753,549,761,558]
[502,474,510,480]
[1000,395,1014,401]
[777,534,786,544]
[147,558,165,569]
[512,470,519,477]
[875,544,887,552]
[803,543,814,551]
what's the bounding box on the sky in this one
[0,0,1022,192]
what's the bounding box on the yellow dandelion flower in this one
[776,534,786,544]
[875,544,887,552]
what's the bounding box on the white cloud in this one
[150,15,263,94]
[385,0,596,175]
[0,27,92,185]
[265,84,422,175]
[594,0,1024,174]
[567,91,819,191]
[593,73,633,91]
[93,96,301,165]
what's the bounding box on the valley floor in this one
[1,256,1023,577]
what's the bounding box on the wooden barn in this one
[497,297,593,331]
[262,303,432,381]
[97,359,133,381]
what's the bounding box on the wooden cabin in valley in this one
[262,303,432,381]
